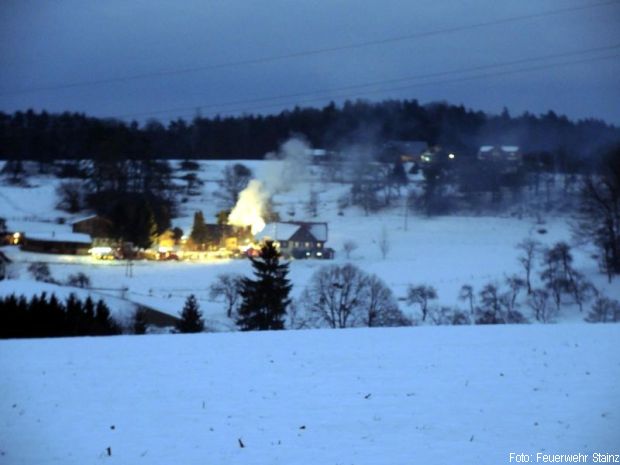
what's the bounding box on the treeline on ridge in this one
[1,100,618,162]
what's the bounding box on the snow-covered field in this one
[1,160,620,464]
[1,160,618,326]
[1,324,619,464]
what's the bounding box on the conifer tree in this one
[177,294,205,333]
[95,299,120,335]
[190,210,209,248]
[237,241,291,331]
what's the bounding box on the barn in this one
[21,232,92,255]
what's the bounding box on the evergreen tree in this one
[190,210,209,248]
[237,241,291,331]
[94,299,120,335]
[177,294,205,333]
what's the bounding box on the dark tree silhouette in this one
[177,294,205,333]
[237,241,291,331]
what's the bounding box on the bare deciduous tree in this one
[585,296,620,323]
[305,190,319,218]
[342,240,358,259]
[572,145,620,281]
[458,284,475,317]
[217,163,252,209]
[516,238,541,294]
[378,226,390,260]
[209,273,244,318]
[301,263,368,328]
[406,285,438,322]
[528,289,554,323]
[365,273,409,327]
[55,181,83,213]
[301,264,407,329]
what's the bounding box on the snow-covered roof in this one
[501,145,520,152]
[255,222,328,242]
[255,223,301,242]
[479,145,520,153]
[305,148,328,157]
[70,214,100,225]
[26,232,92,244]
[309,223,328,242]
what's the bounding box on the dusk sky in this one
[1,0,619,124]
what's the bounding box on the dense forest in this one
[1,99,618,161]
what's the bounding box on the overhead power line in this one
[0,0,617,97]
[111,44,620,120]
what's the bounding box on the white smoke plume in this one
[227,179,268,234]
[227,137,312,233]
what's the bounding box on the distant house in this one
[0,251,11,280]
[21,232,92,255]
[477,145,521,163]
[71,215,114,240]
[255,221,333,259]
[382,140,429,162]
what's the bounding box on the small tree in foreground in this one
[177,294,205,333]
[237,241,291,331]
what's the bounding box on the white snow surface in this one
[1,324,619,464]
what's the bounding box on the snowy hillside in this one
[1,324,619,464]
[1,159,618,327]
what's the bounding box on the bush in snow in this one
[428,307,471,325]
[27,262,55,283]
[66,272,91,289]
[475,283,528,324]
[585,297,620,323]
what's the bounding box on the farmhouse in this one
[477,145,521,163]
[256,221,333,259]
[21,232,92,255]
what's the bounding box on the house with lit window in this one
[255,221,333,259]
[477,145,521,163]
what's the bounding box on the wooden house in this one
[255,221,332,259]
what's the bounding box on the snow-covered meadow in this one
[1,324,619,464]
